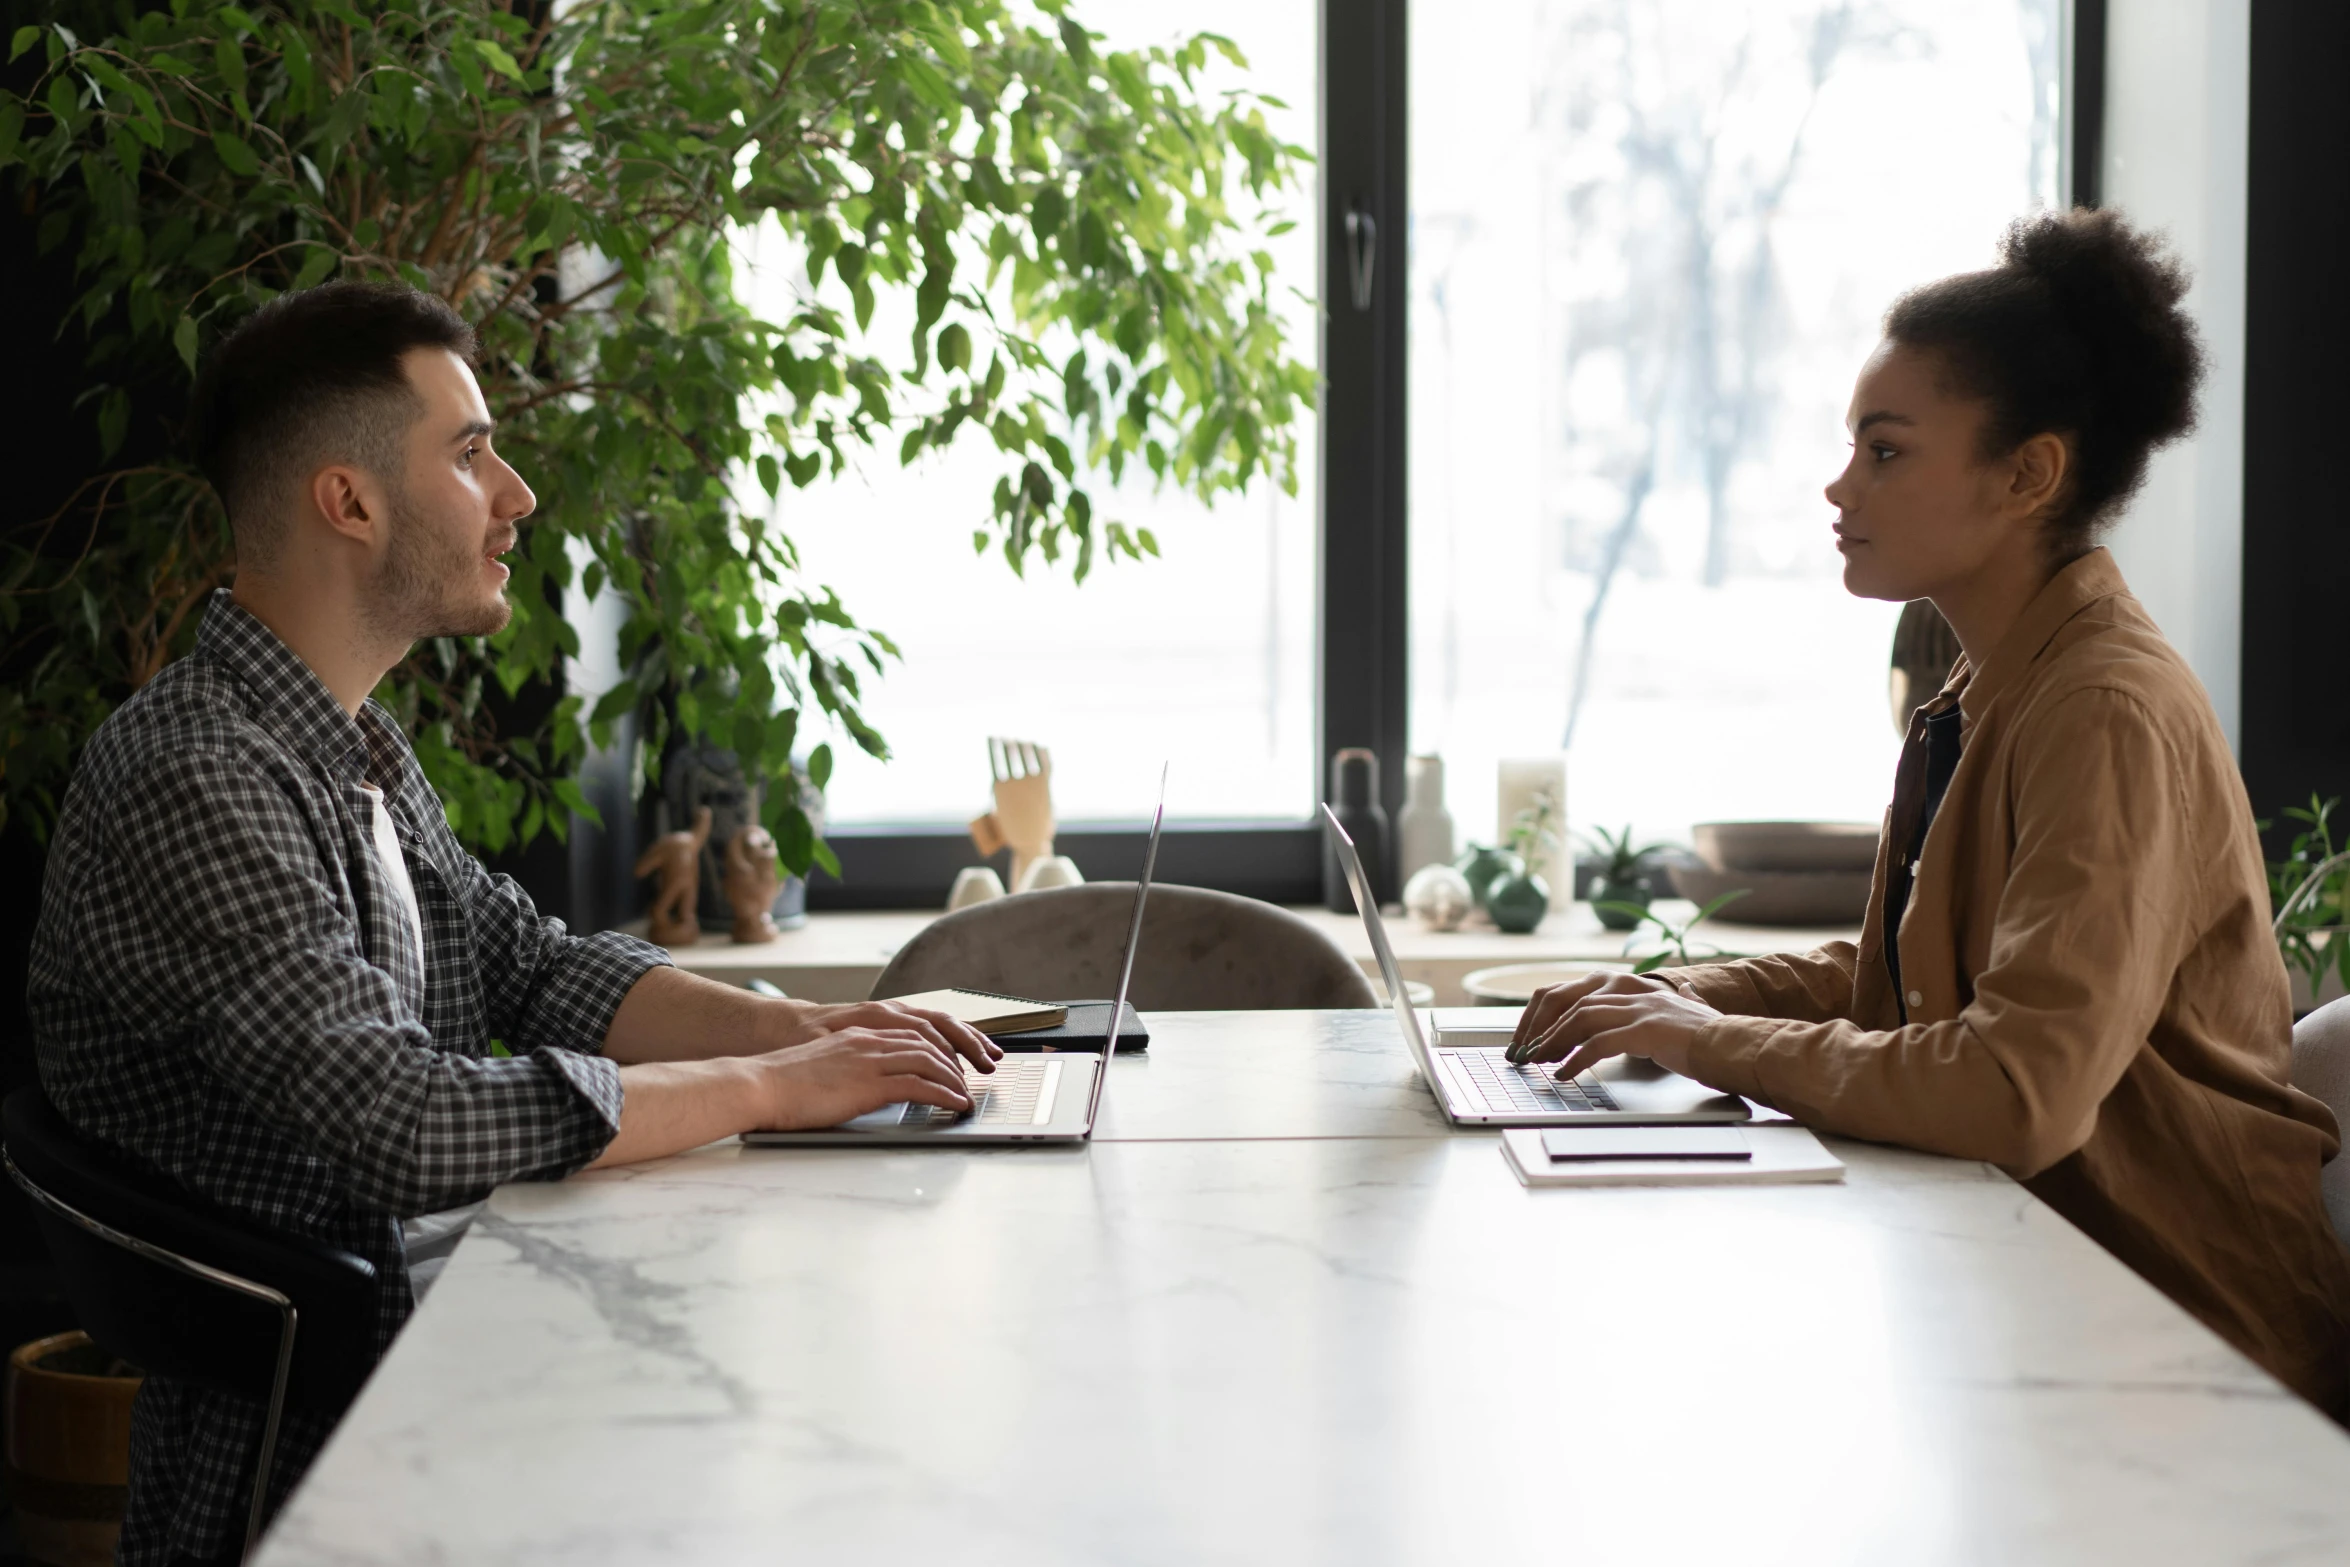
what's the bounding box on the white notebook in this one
[1501,1124,1845,1187]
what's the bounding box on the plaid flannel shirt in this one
[27,592,666,1564]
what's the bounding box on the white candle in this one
[1496,756,1571,911]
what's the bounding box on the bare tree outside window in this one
[1411,0,2060,846]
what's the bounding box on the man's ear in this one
[2006,431,2072,522]
[307,463,385,547]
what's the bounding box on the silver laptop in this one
[743,771,1167,1146]
[1322,805,1748,1127]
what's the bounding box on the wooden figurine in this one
[723,824,782,944]
[967,736,1057,893]
[635,805,712,948]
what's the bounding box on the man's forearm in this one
[585,1057,769,1168]
[602,965,811,1064]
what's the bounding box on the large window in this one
[1408,0,2064,847]
[748,0,2083,906]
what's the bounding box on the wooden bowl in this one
[1692,821,1880,875]
[1667,863,1874,926]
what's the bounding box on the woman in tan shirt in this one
[1511,208,2350,1418]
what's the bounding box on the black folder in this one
[992,1000,1149,1053]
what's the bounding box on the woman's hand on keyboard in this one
[1506,971,1721,1080]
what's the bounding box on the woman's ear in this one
[2006,430,2073,523]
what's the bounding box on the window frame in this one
[808,0,2100,913]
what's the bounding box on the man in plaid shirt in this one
[27,283,1000,1565]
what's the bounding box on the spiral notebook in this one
[888,987,1068,1036]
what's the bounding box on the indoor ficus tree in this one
[0,0,1312,874]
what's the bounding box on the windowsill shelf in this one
[622,901,1859,1007]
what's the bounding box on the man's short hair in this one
[188,282,476,567]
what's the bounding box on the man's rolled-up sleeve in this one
[400,757,668,1057]
[91,749,627,1215]
[1675,687,2197,1178]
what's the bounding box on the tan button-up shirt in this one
[1678,549,2350,1415]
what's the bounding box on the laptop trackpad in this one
[834,1102,912,1132]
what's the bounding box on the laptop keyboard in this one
[1444,1049,1620,1114]
[897,1057,1061,1129]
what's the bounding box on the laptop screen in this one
[1087,765,1168,1123]
[1318,805,1439,1081]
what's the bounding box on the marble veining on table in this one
[254,1013,2350,1566]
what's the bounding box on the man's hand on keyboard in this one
[1506,971,1722,1081]
[755,1027,981,1130]
[781,999,1002,1074]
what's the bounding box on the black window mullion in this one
[2067,0,2107,208]
[1319,0,1410,904]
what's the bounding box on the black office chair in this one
[1,1088,380,1561]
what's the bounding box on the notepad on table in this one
[888,988,1069,1036]
[1500,1125,1845,1187]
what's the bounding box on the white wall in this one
[2098,0,2250,750]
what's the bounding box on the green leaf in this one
[173,315,199,373]
[211,131,259,176]
[0,104,22,168]
[291,245,336,290]
[808,742,833,791]
[96,388,129,458]
[897,54,958,114]
[1031,185,1067,238]
[937,322,971,372]
[8,26,36,62]
[474,38,524,81]
[213,36,247,95]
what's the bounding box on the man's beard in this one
[362,483,512,644]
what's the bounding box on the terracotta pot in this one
[5,1332,141,1567]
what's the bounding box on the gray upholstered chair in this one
[871,883,1378,1011]
[2292,997,2350,1247]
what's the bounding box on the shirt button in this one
[1906,989,1924,1009]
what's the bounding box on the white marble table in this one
[257,1013,2350,1566]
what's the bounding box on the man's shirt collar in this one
[194,590,370,781]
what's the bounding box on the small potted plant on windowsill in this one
[1577,824,1672,932]
[1487,791,1562,935]
[1598,890,1752,972]
[2268,796,2350,1015]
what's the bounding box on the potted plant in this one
[1486,790,1560,935]
[2268,795,2350,1014]
[1599,890,1751,973]
[0,2,1311,877]
[1454,842,1522,910]
[1577,823,1670,931]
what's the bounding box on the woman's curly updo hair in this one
[1884,207,2206,556]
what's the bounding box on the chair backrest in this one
[872,883,1379,1011]
[2291,998,2350,1248]
[2,1088,380,1414]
